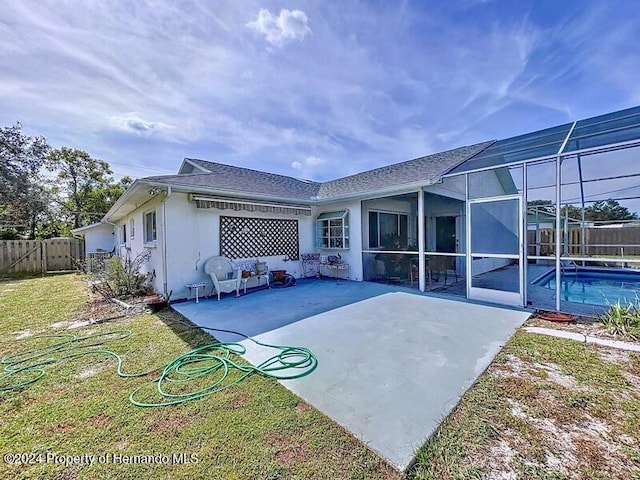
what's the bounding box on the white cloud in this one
[246,8,311,47]
[291,156,328,178]
[292,155,324,169]
[109,112,175,136]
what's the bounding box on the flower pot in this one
[271,270,287,282]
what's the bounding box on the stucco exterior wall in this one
[163,193,315,300]
[82,223,115,253]
[115,196,165,295]
[313,200,363,281]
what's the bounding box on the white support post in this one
[418,188,426,292]
[522,164,528,307]
[555,156,562,311]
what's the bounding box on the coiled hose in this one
[0,319,317,408]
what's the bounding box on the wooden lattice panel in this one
[220,216,299,260]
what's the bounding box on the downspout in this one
[104,220,118,254]
[161,187,172,299]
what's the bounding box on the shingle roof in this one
[316,141,492,199]
[145,162,321,201]
[142,141,492,202]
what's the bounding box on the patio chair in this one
[428,256,458,286]
[204,256,241,301]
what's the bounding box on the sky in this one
[1,0,639,183]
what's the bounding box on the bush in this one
[91,249,154,299]
[599,297,640,340]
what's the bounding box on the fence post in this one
[41,240,47,273]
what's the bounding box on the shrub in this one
[599,297,640,340]
[91,249,154,299]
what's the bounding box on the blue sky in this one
[1,1,639,182]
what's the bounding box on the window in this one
[144,211,157,244]
[120,223,127,244]
[315,210,349,249]
[368,211,408,249]
[129,218,135,239]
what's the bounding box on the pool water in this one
[532,268,640,306]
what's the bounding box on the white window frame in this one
[315,210,349,249]
[144,210,157,246]
[129,218,135,239]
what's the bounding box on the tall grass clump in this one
[600,295,640,340]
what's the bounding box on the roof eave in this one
[103,179,156,222]
[313,178,440,204]
[136,180,316,206]
[70,222,109,235]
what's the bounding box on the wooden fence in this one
[528,226,640,257]
[0,238,85,276]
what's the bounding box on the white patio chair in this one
[204,256,241,301]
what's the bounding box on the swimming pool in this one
[532,267,640,306]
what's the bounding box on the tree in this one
[584,199,638,222]
[528,199,638,223]
[0,123,50,238]
[47,147,128,230]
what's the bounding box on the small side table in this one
[185,282,207,303]
[240,273,270,294]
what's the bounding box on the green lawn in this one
[2,275,639,479]
[0,275,396,479]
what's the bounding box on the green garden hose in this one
[0,322,318,408]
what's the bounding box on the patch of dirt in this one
[503,398,633,478]
[621,371,640,391]
[295,401,311,414]
[50,320,71,329]
[266,431,310,468]
[491,356,583,390]
[533,362,579,388]
[115,438,128,450]
[229,393,250,408]
[51,422,76,434]
[148,414,192,438]
[40,384,66,402]
[90,413,113,428]
[67,320,93,329]
[74,367,102,379]
[598,347,632,364]
[482,343,639,479]
[485,438,517,480]
[15,329,34,339]
[491,355,529,378]
[49,296,146,331]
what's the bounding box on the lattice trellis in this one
[220,216,299,260]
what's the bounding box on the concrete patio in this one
[172,279,530,470]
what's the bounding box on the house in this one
[75,105,640,312]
